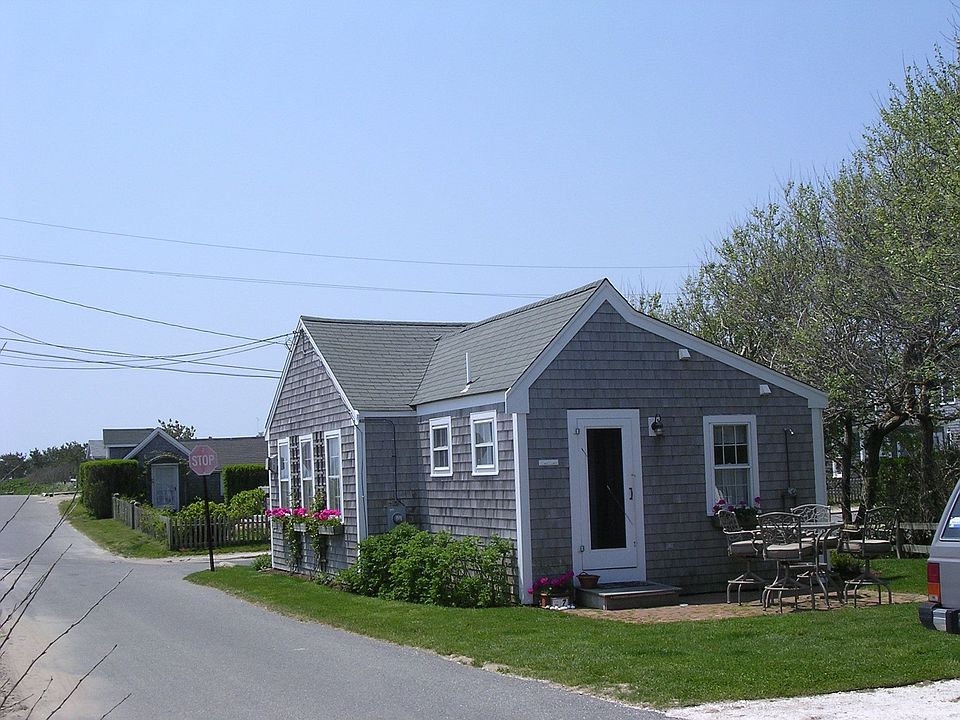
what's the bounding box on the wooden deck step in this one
[576,581,681,610]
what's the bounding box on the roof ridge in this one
[301,316,468,328]
[455,279,604,334]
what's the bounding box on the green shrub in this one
[251,553,271,571]
[222,464,267,503]
[337,524,514,608]
[830,550,863,579]
[78,460,140,519]
[228,487,266,518]
[176,487,266,521]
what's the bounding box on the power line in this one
[0,255,551,298]
[0,215,692,271]
[1,346,280,374]
[0,358,278,379]
[0,283,288,344]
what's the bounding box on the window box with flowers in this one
[711,497,762,530]
[267,506,343,574]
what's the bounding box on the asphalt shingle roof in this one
[184,436,267,466]
[299,281,602,411]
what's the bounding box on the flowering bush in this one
[527,570,574,597]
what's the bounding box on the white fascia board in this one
[506,280,828,412]
[414,390,506,417]
[357,410,416,419]
[124,427,191,460]
[265,321,361,431]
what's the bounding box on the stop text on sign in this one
[189,445,219,476]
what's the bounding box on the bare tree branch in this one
[0,495,30,536]
[97,692,132,720]
[42,644,118,720]
[24,677,53,720]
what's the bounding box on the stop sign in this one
[189,444,219,476]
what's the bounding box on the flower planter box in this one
[314,524,344,536]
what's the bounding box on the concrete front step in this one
[576,581,681,610]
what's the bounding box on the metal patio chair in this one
[718,509,765,604]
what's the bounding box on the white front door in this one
[151,463,180,510]
[567,410,645,581]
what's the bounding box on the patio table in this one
[800,521,844,606]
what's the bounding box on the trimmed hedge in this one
[78,460,140,519]
[222,464,267,503]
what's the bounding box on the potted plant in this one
[577,571,600,589]
[711,497,762,529]
[527,570,574,607]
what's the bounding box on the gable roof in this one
[411,281,602,405]
[124,427,191,459]
[183,436,267,467]
[300,318,466,412]
[269,278,827,421]
[102,428,154,447]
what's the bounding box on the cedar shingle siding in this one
[526,302,815,593]
[268,330,356,573]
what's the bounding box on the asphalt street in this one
[0,496,668,720]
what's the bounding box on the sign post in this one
[189,444,219,572]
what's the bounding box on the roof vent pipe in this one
[465,352,471,384]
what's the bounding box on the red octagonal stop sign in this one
[189,444,219,476]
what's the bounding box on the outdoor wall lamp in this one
[649,415,664,437]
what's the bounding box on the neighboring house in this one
[90,428,266,510]
[265,279,828,600]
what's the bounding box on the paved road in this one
[0,497,668,720]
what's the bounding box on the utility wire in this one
[0,283,288,344]
[0,359,279,378]
[1,347,280,374]
[0,255,550,299]
[0,215,691,271]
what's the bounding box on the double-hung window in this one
[470,411,499,476]
[277,439,291,509]
[299,435,314,510]
[429,417,453,477]
[703,415,759,513]
[324,431,342,512]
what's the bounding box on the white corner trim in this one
[355,421,368,543]
[505,280,828,413]
[512,412,533,604]
[811,408,827,505]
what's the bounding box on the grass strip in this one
[60,501,268,558]
[187,562,958,708]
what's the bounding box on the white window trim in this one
[429,417,453,477]
[277,438,291,509]
[470,410,499,476]
[299,434,314,509]
[702,414,760,515]
[324,430,343,512]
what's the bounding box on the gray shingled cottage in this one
[264,280,828,602]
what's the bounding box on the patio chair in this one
[717,509,765,604]
[758,511,816,612]
[793,503,844,604]
[841,505,898,607]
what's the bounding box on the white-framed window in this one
[277,438,291,509]
[429,417,453,477]
[299,435,314,510]
[470,411,499,476]
[324,430,342,512]
[703,415,759,514]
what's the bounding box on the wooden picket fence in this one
[112,495,269,551]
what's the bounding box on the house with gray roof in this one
[91,427,266,510]
[264,279,828,600]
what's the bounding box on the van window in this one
[943,491,960,541]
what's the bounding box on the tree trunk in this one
[917,381,936,521]
[840,412,854,524]
[861,412,910,517]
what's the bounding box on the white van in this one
[919,477,960,633]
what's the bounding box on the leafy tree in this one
[158,418,196,441]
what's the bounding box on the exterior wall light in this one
[649,415,664,437]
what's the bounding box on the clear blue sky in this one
[1,1,955,454]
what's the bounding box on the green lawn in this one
[187,560,957,708]
[60,501,269,558]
